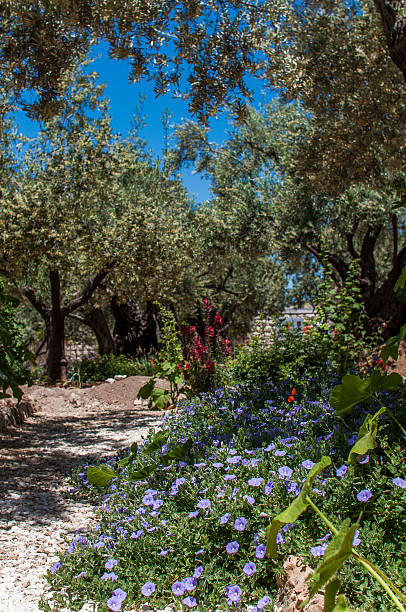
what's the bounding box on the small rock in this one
[105,378,115,384]
[114,374,127,380]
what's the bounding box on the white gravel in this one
[0,382,163,612]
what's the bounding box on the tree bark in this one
[69,308,116,355]
[373,0,406,80]
[47,269,67,382]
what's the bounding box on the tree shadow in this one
[0,407,162,527]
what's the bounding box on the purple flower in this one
[301,460,315,470]
[182,577,197,591]
[153,499,163,510]
[243,494,255,505]
[189,510,199,518]
[286,480,299,495]
[247,477,264,487]
[225,584,242,603]
[142,493,155,505]
[278,466,293,479]
[157,549,170,556]
[183,596,197,608]
[257,595,270,609]
[276,532,285,545]
[356,454,369,464]
[130,529,144,539]
[220,513,231,525]
[141,581,156,596]
[101,572,118,581]
[224,474,237,481]
[243,561,257,576]
[172,581,185,596]
[174,477,186,486]
[213,462,224,468]
[196,498,210,510]
[105,559,118,570]
[227,455,242,464]
[357,489,372,502]
[336,465,348,477]
[50,561,62,574]
[353,529,361,546]
[255,544,266,559]
[193,565,203,578]
[264,481,274,495]
[73,571,87,579]
[264,444,275,452]
[226,541,240,554]
[250,458,260,467]
[112,589,127,602]
[274,450,286,457]
[348,434,357,445]
[234,517,247,531]
[393,477,406,489]
[310,544,328,557]
[107,596,122,611]
[195,548,205,555]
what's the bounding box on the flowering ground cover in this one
[42,376,406,612]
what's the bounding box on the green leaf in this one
[137,378,155,399]
[163,439,192,461]
[348,407,385,463]
[151,390,170,410]
[329,372,402,416]
[394,266,406,291]
[331,595,357,612]
[87,465,117,487]
[381,324,406,362]
[144,430,170,454]
[128,463,157,481]
[323,578,341,612]
[303,519,357,607]
[266,456,331,558]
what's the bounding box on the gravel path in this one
[0,378,165,612]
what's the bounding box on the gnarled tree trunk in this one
[111,298,161,356]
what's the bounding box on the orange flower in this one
[288,395,295,403]
[291,388,296,395]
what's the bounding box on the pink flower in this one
[205,361,215,374]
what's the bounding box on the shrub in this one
[0,278,33,400]
[72,354,153,384]
[44,373,405,612]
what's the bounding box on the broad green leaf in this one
[348,407,386,463]
[87,465,117,487]
[381,324,406,362]
[266,456,331,558]
[329,372,402,416]
[130,442,138,454]
[160,361,176,375]
[303,519,357,606]
[331,595,357,611]
[323,578,341,612]
[128,463,157,481]
[164,439,192,461]
[174,374,184,385]
[152,390,170,410]
[394,266,406,291]
[144,430,170,454]
[137,378,155,399]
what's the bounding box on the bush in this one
[0,278,33,400]
[43,372,405,612]
[71,354,153,384]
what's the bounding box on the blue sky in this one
[16,43,269,203]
